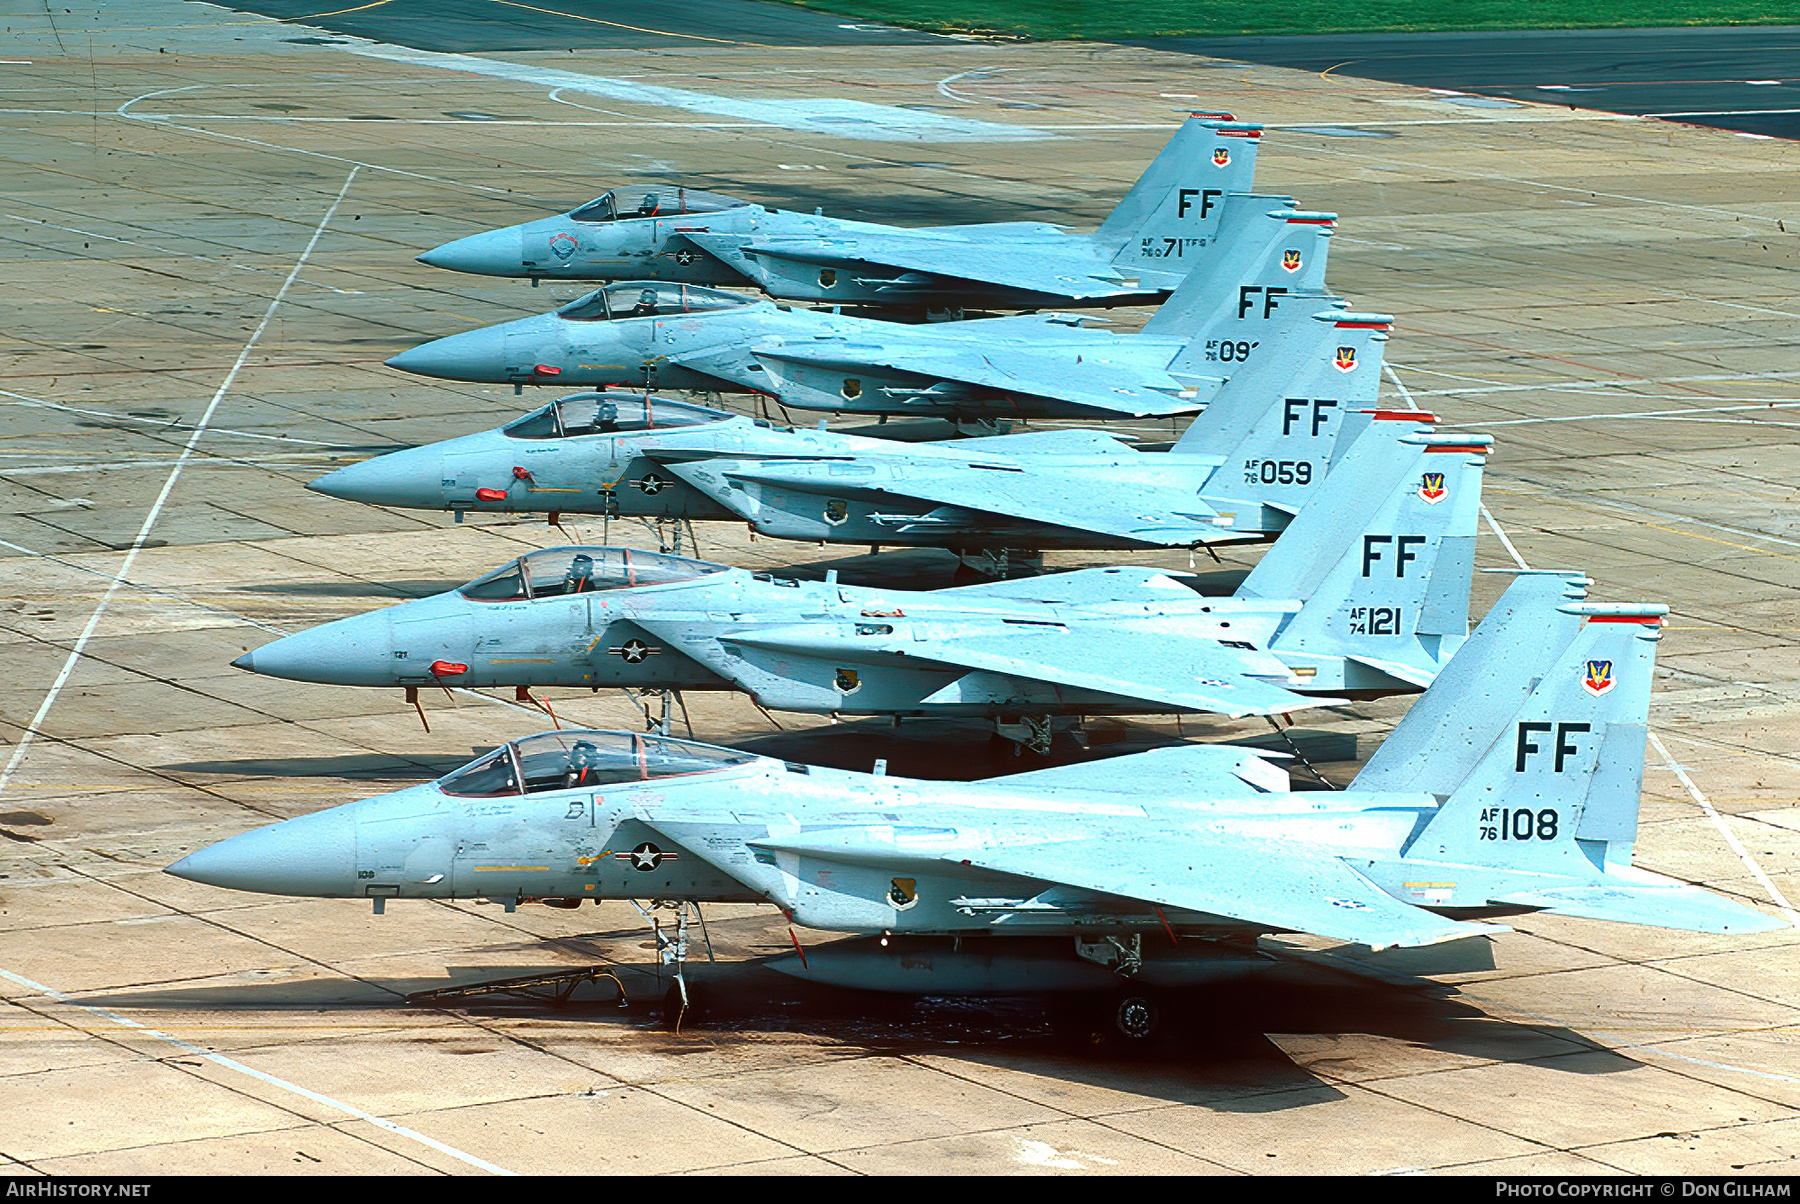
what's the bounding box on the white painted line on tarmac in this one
[1438,401,1800,427]
[1647,108,1800,117]
[351,43,1050,142]
[0,458,339,476]
[0,965,515,1175]
[1450,507,1785,916]
[1648,730,1800,929]
[0,167,358,795]
[1389,363,1533,569]
[1479,506,1532,572]
[1381,364,1429,412]
[3,211,361,294]
[1292,141,1791,228]
[1393,363,1800,396]
[0,536,288,635]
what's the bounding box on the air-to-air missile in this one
[313,298,1397,576]
[242,413,1492,749]
[416,115,1266,315]
[170,575,1783,1041]
[387,195,1335,422]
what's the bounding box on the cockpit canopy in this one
[502,391,733,440]
[567,187,745,224]
[458,545,729,602]
[555,281,752,323]
[438,729,758,797]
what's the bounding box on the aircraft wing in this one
[934,565,1207,605]
[737,234,1150,301]
[962,829,1507,950]
[940,429,1140,455]
[987,742,1294,797]
[749,341,1207,418]
[663,457,1247,548]
[723,623,1323,718]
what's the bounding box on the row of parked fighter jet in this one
[172,116,1777,1039]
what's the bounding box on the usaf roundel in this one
[549,231,579,260]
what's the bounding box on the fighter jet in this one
[242,414,1492,748]
[415,116,1265,314]
[168,573,1783,1041]
[315,300,1396,573]
[385,196,1335,423]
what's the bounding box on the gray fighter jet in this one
[416,116,1264,314]
[316,299,1396,573]
[243,415,1492,747]
[168,575,1782,1040]
[386,196,1334,422]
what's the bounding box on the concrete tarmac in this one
[0,0,1798,1176]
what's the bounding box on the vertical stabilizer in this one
[1238,418,1490,688]
[1097,117,1262,251]
[1140,207,1334,338]
[1371,593,1665,873]
[1174,306,1394,521]
[1352,572,1593,795]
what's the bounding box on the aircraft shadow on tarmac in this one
[233,578,467,599]
[158,716,1357,784]
[77,947,1633,1100]
[160,753,480,781]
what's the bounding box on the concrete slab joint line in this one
[0,967,515,1175]
[347,43,1053,142]
[1647,731,1800,930]
[0,166,359,796]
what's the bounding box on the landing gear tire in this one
[1110,992,1162,1046]
[661,981,701,1032]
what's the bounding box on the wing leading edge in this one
[962,829,1506,951]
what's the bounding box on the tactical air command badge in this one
[1282,249,1302,272]
[549,231,578,260]
[1582,659,1615,697]
[1213,147,1230,167]
[1418,471,1447,504]
[1333,346,1357,372]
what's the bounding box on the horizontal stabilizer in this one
[1497,881,1787,935]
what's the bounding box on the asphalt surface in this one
[1147,25,1800,140]
[228,5,1800,141]
[225,0,944,50]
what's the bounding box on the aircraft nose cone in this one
[166,806,357,897]
[233,612,408,686]
[415,228,525,276]
[307,445,446,509]
[386,326,510,382]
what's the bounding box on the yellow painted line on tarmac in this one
[485,0,770,47]
[1638,521,1800,565]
